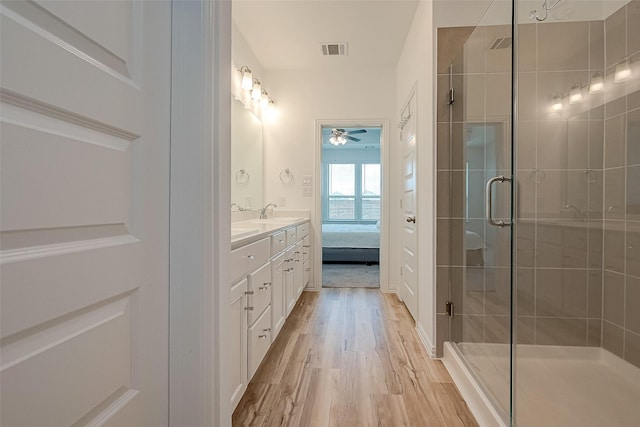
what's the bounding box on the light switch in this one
[302,175,312,186]
[278,196,287,207]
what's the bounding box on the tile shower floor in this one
[456,342,640,426]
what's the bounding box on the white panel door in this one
[399,96,418,320]
[0,1,170,426]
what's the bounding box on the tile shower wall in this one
[599,0,640,368]
[436,1,640,367]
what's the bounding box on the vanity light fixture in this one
[569,84,583,104]
[614,59,632,83]
[551,94,563,112]
[260,90,269,110]
[251,79,262,100]
[589,72,604,94]
[240,66,253,90]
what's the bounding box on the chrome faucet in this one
[259,203,278,219]
[231,203,247,212]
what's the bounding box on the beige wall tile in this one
[537,22,589,71]
[624,330,640,368]
[536,269,588,318]
[603,271,625,326]
[603,320,624,357]
[626,275,640,334]
[605,5,627,68]
[536,318,587,346]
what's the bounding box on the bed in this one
[322,223,380,263]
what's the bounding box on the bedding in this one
[322,223,380,248]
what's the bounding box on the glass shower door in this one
[441,0,515,422]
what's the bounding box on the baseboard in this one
[442,342,507,427]
[415,321,435,358]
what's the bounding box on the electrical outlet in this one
[302,175,313,186]
[303,187,312,197]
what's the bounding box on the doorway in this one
[314,120,390,292]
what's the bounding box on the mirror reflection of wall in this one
[231,98,263,210]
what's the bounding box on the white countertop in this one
[231,217,309,249]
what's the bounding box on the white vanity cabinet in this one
[229,278,248,409]
[229,220,311,411]
[271,252,286,338]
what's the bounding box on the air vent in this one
[320,42,348,56]
[489,37,512,50]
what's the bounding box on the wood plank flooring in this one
[233,289,478,427]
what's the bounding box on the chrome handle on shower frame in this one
[486,176,512,228]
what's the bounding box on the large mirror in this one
[231,98,263,210]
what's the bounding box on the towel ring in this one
[235,169,250,184]
[279,168,293,184]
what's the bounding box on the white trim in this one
[313,119,391,293]
[169,1,231,426]
[416,321,435,358]
[442,342,507,427]
[0,235,138,264]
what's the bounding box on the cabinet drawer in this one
[286,227,297,246]
[248,305,272,380]
[302,235,310,261]
[247,262,271,325]
[231,237,270,283]
[296,222,309,239]
[271,231,287,256]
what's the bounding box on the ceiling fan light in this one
[240,66,253,90]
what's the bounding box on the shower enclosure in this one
[436,0,640,425]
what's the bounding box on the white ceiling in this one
[233,0,632,72]
[232,0,420,71]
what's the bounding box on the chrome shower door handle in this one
[486,175,512,228]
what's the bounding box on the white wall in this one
[262,67,397,287]
[396,0,436,355]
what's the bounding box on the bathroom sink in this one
[231,227,259,239]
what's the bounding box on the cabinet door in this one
[248,306,272,380]
[294,241,304,299]
[229,278,248,410]
[303,259,310,289]
[271,254,286,338]
[285,250,296,316]
[247,262,271,326]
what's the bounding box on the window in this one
[325,162,381,222]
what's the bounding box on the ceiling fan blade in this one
[347,129,367,135]
[346,136,361,142]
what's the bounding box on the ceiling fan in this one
[326,128,367,146]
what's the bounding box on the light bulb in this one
[329,136,338,145]
[589,72,604,94]
[251,80,262,100]
[260,91,269,110]
[569,84,583,104]
[240,67,253,90]
[614,60,631,82]
[551,94,563,112]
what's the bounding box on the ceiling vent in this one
[320,42,348,56]
[489,37,512,50]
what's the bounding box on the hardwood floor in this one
[233,288,478,426]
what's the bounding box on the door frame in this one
[169,1,231,426]
[313,119,391,293]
